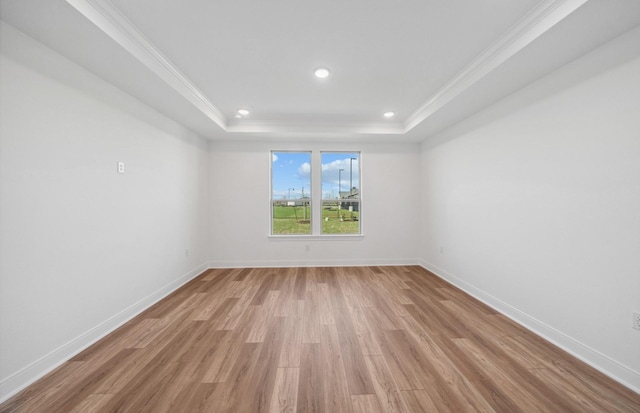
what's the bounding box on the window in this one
[271,151,361,236]
[271,151,311,235]
[321,152,360,234]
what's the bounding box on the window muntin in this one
[321,152,360,235]
[271,151,311,235]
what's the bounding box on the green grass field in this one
[272,205,359,234]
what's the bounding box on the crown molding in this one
[403,0,589,132]
[65,0,227,129]
[66,0,587,137]
[226,120,405,135]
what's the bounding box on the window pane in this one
[271,151,311,235]
[321,200,359,234]
[273,201,311,234]
[321,152,360,234]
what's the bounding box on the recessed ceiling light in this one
[234,114,242,119]
[237,108,250,116]
[383,111,395,118]
[314,67,330,79]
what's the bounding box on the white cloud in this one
[321,158,359,190]
[272,153,278,163]
[298,162,311,178]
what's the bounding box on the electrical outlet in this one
[117,161,125,174]
[633,312,640,331]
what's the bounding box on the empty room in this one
[1,0,639,411]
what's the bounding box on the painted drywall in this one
[0,23,210,400]
[209,141,421,267]
[419,27,640,391]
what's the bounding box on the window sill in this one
[267,234,364,241]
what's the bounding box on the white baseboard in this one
[208,258,420,269]
[419,259,640,395]
[0,262,208,403]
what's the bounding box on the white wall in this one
[419,27,640,391]
[209,141,420,267]
[0,23,210,400]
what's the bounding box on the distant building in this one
[339,188,359,211]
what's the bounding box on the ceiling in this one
[1,0,639,142]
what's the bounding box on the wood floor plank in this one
[3,266,639,413]
[319,325,353,413]
[530,368,617,412]
[102,360,186,412]
[421,328,525,412]
[293,268,308,299]
[351,394,384,413]
[118,317,173,348]
[269,368,300,413]
[453,338,565,413]
[246,290,281,343]
[400,390,440,413]
[215,283,260,330]
[330,279,376,395]
[506,333,640,412]
[273,269,299,318]
[202,305,260,383]
[302,290,321,344]
[399,315,496,412]
[233,267,253,281]
[347,304,383,356]
[279,312,304,368]
[184,329,232,385]
[68,394,114,413]
[203,342,263,413]
[168,382,218,413]
[363,306,401,332]
[251,271,278,305]
[297,343,325,413]
[96,321,214,411]
[403,290,468,339]
[238,317,287,413]
[378,329,429,391]
[91,319,198,393]
[17,350,134,413]
[364,355,410,413]
[317,283,336,326]
[382,329,474,412]
[439,300,512,340]
[305,270,318,292]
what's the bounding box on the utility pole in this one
[301,186,306,221]
[338,169,344,217]
[349,157,357,195]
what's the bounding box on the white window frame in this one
[320,151,361,236]
[269,150,363,239]
[270,151,312,236]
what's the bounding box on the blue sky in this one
[272,152,359,199]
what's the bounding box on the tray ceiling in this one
[1,0,639,141]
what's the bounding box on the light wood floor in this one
[2,266,639,412]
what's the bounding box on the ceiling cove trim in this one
[226,120,405,135]
[65,0,227,129]
[403,0,589,133]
